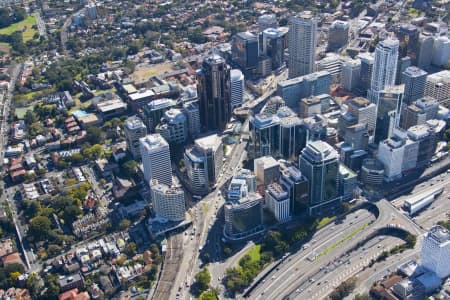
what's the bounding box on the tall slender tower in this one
[288,12,317,79]
[139,134,172,186]
[197,54,231,132]
[368,38,399,104]
[124,116,147,159]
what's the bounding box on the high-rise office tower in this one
[420,225,450,279]
[197,54,231,132]
[279,108,304,160]
[155,108,188,144]
[400,96,439,130]
[396,24,419,61]
[140,134,172,186]
[277,70,331,109]
[279,164,309,216]
[300,96,321,118]
[288,12,317,78]
[299,141,339,214]
[416,33,434,69]
[346,97,377,133]
[258,14,277,33]
[341,58,361,92]
[182,101,200,138]
[184,147,208,196]
[143,98,176,132]
[327,20,349,51]
[395,56,411,85]
[402,66,427,105]
[266,183,291,222]
[230,69,244,109]
[194,134,223,187]
[262,28,285,70]
[231,32,259,72]
[407,123,438,169]
[368,38,399,104]
[424,70,450,104]
[150,179,185,222]
[358,52,374,92]
[431,36,450,67]
[344,123,369,151]
[124,116,147,159]
[374,85,404,143]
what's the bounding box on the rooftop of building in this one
[139,134,168,150]
[339,163,357,178]
[426,70,450,83]
[278,70,330,87]
[362,158,385,171]
[150,182,183,195]
[125,116,146,130]
[162,108,186,123]
[427,225,450,244]
[407,124,432,140]
[302,140,338,163]
[59,273,83,287]
[147,98,176,110]
[204,54,226,65]
[266,182,289,199]
[414,96,438,108]
[195,134,222,151]
[235,31,257,41]
[262,27,282,38]
[382,84,404,94]
[225,192,263,207]
[255,155,279,169]
[129,89,155,101]
[403,66,427,77]
[331,20,349,28]
[302,96,321,105]
[357,52,374,62]
[230,69,244,81]
[379,37,399,48]
[184,147,205,163]
[182,101,199,112]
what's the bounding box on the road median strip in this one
[318,224,369,258]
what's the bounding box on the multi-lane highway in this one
[285,235,404,300]
[248,196,422,300]
[249,208,377,299]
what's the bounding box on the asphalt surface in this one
[165,119,251,300]
[247,195,424,300]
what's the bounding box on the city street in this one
[164,119,250,300]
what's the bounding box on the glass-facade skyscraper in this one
[299,141,339,214]
[197,54,231,132]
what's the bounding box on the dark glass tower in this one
[197,55,231,132]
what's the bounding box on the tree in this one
[62,205,81,223]
[119,219,131,230]
[29,215,51,241]
[124,242,137,257]
[24,110,38,126]
[86,126,105,144]
[354,294,371,300]
[195,267,211,294]
[26,273,40,299]
[121,160,138,178]
[69,153,84,164]
[41,274,60,300]
[198,290,218,300]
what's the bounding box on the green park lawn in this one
[0,15,38,42]
[245,244,261,262]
